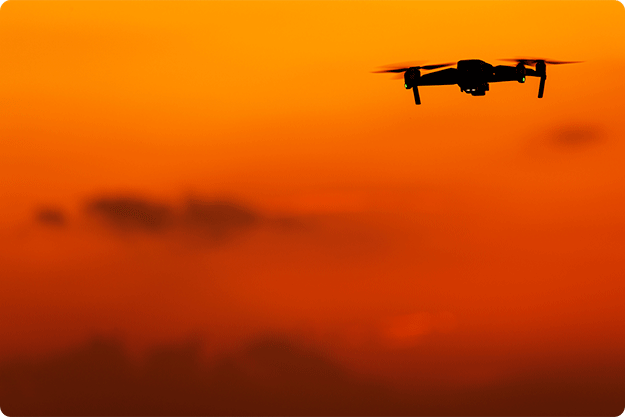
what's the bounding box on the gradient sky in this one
[0,1,624,415]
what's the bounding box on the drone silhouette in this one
[374,58,581,105]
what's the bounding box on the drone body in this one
[375,58,580,105]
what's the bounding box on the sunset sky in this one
[0,1,624,415]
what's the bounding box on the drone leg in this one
[538,75,546,98]
[413,86,421,105]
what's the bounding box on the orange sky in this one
[0,1,624,415]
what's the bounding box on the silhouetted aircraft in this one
[374,58,581,105]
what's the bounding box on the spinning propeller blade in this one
[372,62,455,74]
[500,58,583,66]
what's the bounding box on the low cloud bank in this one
[0,335,622,416]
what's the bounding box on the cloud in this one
[182,199,259,241]
[0,335,622,416]
[551,123,605,149]
[85,197,173,232]
[520,122,607,162]
[0,335,401,416]
[77,193,390,245]
[35,207,67,227]
[83,195,264,243]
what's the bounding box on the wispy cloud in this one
[82,195,265,243]
[86,197,173,232]
[551,123,605,149]
[182,199,259,241]
[35,207,66,227]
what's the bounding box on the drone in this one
[374,58,581,105]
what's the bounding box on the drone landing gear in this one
[413,86,421,105]
[538,75,547,98]
[536,61,547,98]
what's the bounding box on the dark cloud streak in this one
[35,207,67,227]
[86,197,173,232]
[182,199,259,241]
[83,196,262,242]
[551,124,605,149]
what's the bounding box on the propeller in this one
[372,62,455,74]
[500,58,583,66]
